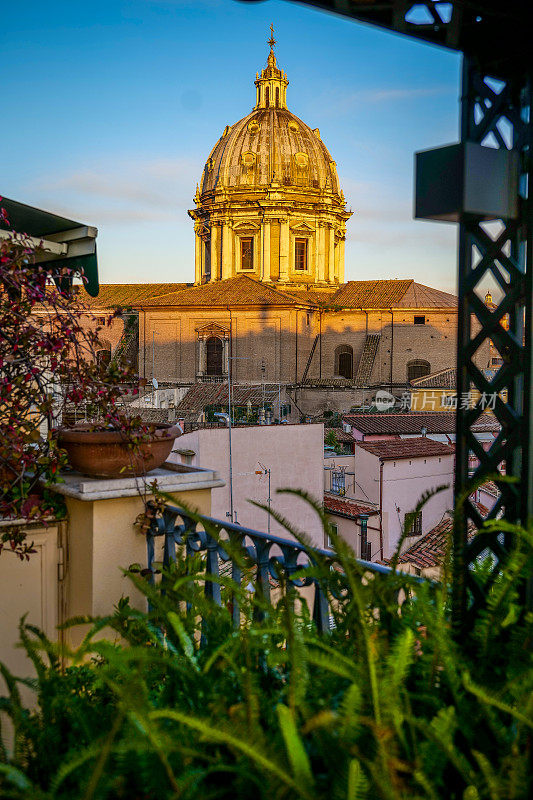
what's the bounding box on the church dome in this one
[189,30,351,288]
[199,35,341,197]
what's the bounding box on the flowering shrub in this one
[0,214,146,557]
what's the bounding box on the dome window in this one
[295,152,309,169]
[295,239,308,271]
[242,152,256,168]
[240,237,254,271]
[288,121,299,133]
[248,121,260,135]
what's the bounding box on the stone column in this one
[222,337,230,376]
[198,338,206,376]
[338,238,345,284]
[279,219,289,282]
[328,226,335,284]
[333,238,340,283]
[194,234,202,284]
[210,225,220,281]
[221,224,233,280]
[262,221,271,281]
[317,223,326,283]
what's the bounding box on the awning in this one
[0,196,99,296]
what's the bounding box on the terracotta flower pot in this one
[57,423,181,479]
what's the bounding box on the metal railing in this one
[146,505,421,634]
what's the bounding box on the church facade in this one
[84,36,486,413]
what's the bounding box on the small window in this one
[407,360,431,382]
[295,238,307,271]
[335,345,353,380]
[331,470,345,496]
[325,523,337,549]
[265,86,270,106]
[240,237,254,270]
[206,337,223,376]
[414,316,426,325]
[406,511,422,537]
[275,87,279,107]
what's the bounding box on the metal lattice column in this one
[453,58,533,628]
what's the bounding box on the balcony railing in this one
[146,505,425,634]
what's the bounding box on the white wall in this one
[169,423,325,546]
[381,455,454,558]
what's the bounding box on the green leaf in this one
[276,704,314,791]
[0,763,35,792]
[165,612,199,671]
[347,758,368,800]
[150,709,313,799]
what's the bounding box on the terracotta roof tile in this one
[356,437,454,460]
[398,282,458,308]
[84,278,458,311]
[330,429,355,443]
[176,382,283,412]
[135,276,300,307]
[411,367,457,389]
[331,279,413,308]
[80,283,189,308]
[343,411,499,435]
[324,494,377,520]
[480,480,500,498]
[410,367,498,388]
[397,514,476,569]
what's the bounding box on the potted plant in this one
[0,208,178,556]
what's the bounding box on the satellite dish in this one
[152,378,159,389]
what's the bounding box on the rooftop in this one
[176,382,286,412]
[81,283,189,308]
[397,514,476,570]
[329,429,356,444]
[324,494,377,520]
[84,276,458,311]
[343,411,499,435]
[410,367,502,389]
[356,437,455,461]
[410,367,458,389]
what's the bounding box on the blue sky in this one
[3,0,462,292]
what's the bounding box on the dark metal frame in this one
[454,58,533,625]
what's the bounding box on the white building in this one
[324,437,454,561]
[169,423,325,546]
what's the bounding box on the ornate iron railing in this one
[146,504,422,634]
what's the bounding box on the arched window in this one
[265,86,270,107]
[275,87,279,107]
[407,360,431,382]
[206,337,223,376]
[335,345,353,379]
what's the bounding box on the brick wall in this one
[137,306,472,388]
